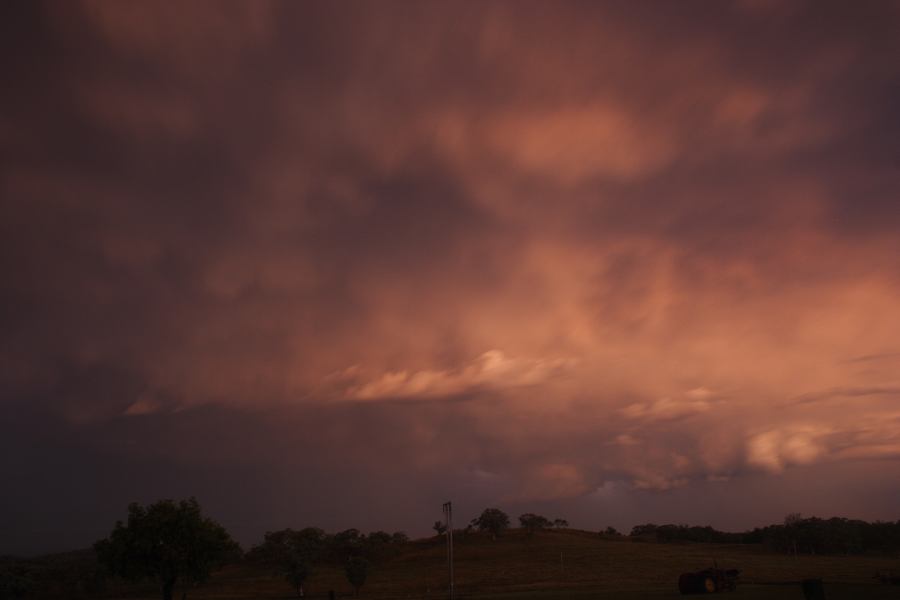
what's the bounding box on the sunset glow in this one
[2,1,899,554]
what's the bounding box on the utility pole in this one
[442,501,454,600]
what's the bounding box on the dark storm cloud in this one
[2,0,900,553]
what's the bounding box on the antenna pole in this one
[443,501,454,600]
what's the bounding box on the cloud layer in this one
[2,0,899,553]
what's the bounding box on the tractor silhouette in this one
[678,566,739,594]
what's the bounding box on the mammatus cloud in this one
[745,411,900,474]
[747,427,831,473]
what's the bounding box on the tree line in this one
[627,514,900,555]
[434,508,568,539]
[244,526,411,598]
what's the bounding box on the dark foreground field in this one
[99,529,899,600]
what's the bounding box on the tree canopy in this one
[345,556,368,596]
[94,498,240,600]
[471,508,510,540]
[519,513,552,534]
[283,553,312,599]
[253,528,326,598]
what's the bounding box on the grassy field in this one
[133,528,899,600]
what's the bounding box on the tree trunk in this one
[162,577,177,600]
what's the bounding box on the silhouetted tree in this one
[553,519,569,529]
[94,498,240,600]
[365,531,392,546]
[390,532,409,545]
[284,553,311,598]
[472,508,510,540]
[786,512,806,555]
[250,527,324,595]
[433,520,447,536]
[363,531,406,560]
[0,563,34,599]
[519,513,552,534]
[329,529,364,561]
[256,528,326,564]
[345,556,368,596]
[629,523,659,539]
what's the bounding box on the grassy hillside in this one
[14,528,900,599]
[189,528,897,599]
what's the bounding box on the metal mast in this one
[442,501,454,600]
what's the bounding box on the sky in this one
[2,0,900,555]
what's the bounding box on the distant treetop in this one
[471,508,511,540]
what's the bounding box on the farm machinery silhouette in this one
[678,565,740,594]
